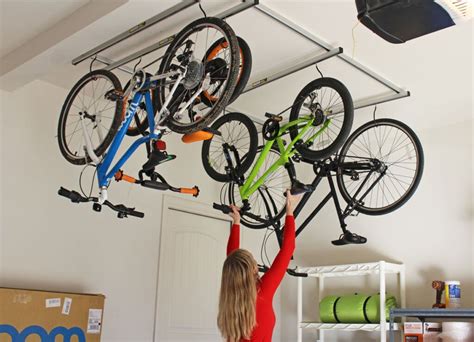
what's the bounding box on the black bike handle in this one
[58,187,71,198]
[213,203,231,214]
[212,203,268,223]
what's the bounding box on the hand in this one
[228,205,240,225]
[285,190,301,216]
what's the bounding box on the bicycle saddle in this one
[332,230,367,246]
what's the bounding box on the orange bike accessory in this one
[114,170,138,184]
[203,40,244,103]
[180,186,200,197]
[182,131,213,144]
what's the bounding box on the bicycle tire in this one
[336,118,424,215]
[58,69,123,165]
[201,36,252,107]
[289,77,354,161]
[201,112,258,182]
[229,145,294,229]
[155,17,240,134]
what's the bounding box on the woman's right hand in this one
[228,205,240,225]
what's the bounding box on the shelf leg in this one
[298,276,303,342]
[380,261,387,342]
[319,276,325,342]
[399,266,406,342]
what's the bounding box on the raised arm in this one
[260,191,299,296]
[259,215,295,295]
[226,205,241,255]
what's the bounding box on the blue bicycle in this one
[57,17,250,218]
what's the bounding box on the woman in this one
[217,191,299,342]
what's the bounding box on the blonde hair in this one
[217,249,258,342]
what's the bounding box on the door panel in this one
[155,196,231,342]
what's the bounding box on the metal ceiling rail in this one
[103,0,258,72]
[242,47,342,94]
[249,3,410,110]
[72,0,199,66]
[71,0,259,72]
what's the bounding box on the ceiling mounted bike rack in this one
[240,3,410,111]
[72,0,409,111]
[71,0,259,74]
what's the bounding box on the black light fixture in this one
[356,0,472,43]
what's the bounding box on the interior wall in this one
[0,79,281,342]
[277,113,474,342]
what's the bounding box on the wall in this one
[279,117,474,342]
[0,80,281,341]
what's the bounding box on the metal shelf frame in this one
[389,308,474,342]
[72,0,410,111]
[297,261,406,342]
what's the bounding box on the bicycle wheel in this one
[289,77,354,161]
[125,73,154,136]
[229,146,294,229]
[336,118,424,215]
[155,17,240,134]
[201,36,252,107]
[58,69,123,165]
[201,112,258,182]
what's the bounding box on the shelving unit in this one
[296,261,406,342]
[389,308,474,342]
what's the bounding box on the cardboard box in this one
[423,322,442,342]
[0,287,105,341]
[404,322,442,342]
[404,322,423,342]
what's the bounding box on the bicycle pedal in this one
[93,203,102,212]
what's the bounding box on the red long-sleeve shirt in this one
[226,215,296,342]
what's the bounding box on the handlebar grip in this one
[58,187,71,198]
[128,209,145,218]
[213,203,231,214]
[180,186,199,197]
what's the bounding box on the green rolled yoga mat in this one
[319,294,398,323]
[319,295,340,323]
[336,294,369,323]
[365,295,398,323]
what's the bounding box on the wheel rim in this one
[295,84,347,153]
[206,118,254,177]
[231,147,292,227]
[158,22,237,128]
[61,74,118,161]
[338,122,421,212]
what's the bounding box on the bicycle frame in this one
[238,116,331,201]
[79,70,191,203]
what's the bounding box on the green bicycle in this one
[202,77,354,228]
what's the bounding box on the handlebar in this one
[212,203,268,222]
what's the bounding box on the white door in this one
[154,195,231,342]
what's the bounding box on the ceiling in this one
[0,0,472,131]
[0,0,90,57]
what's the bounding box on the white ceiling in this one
[0,0,472,131]
[0,0,90,57]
